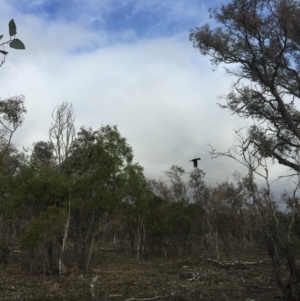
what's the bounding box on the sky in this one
[0,0,295,198]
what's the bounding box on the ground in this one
[0,245,282,301]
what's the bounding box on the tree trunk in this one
[59,192,70,275]
[85,235,95,274]
[43,242,46,286]
[221,234,230,258]
[129,230,135,254]
[215,230,219,261]
[137,221,141,263]
[142,221,147,259]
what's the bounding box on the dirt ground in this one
[0,247,282,301]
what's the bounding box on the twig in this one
[89,274,100,298]
[124,295,169,301]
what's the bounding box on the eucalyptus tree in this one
[0,95,26,256]
[65,125,136,273]
[0,145,26,248]
[0,95,26,154]
[119,163,151,258]
[188,168,209,206]
[165,165,189,202]
[31,141,55,166]
[14,150,69,272]
[188,168,212,250]
[190,0,300,173]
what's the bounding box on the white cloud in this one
[2,32,246,183]
[0,0,294,196]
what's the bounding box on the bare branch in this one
[49,101,75,165]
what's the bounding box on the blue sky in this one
[6,0,217,45]
[8,0,207,31]
[0,0,293,196]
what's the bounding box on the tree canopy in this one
[190,0,300,173]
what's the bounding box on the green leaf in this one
[0,35,3,40]
[0,50,8,55]
[9,19,17,36]
[10,39,25,50]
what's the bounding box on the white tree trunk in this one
[137,220,141,263]
[59,190,71,275]
[215,230,219,261]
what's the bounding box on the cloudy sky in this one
[0,0,294,195]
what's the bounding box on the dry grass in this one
[0,246,282,301]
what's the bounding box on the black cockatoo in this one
[190,158,201,168]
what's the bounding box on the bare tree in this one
[49,101,75,275]
[49,101,75,165]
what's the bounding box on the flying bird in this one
[190,158,201,168]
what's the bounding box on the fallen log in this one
[198,255,266,270]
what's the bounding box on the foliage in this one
[32,141,55,165]
[3,96,300,301]
[20,205,68,251]
[190,0,300,173]
[0,19,25,67]
[0,95,26,153]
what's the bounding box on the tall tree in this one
[0,95,26,154]
[188,168,209,206]
[0,96,26,247]
[190,0,300,173]
[66,125,135,273]
[165,165,189,202]
[49,101,76,274]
